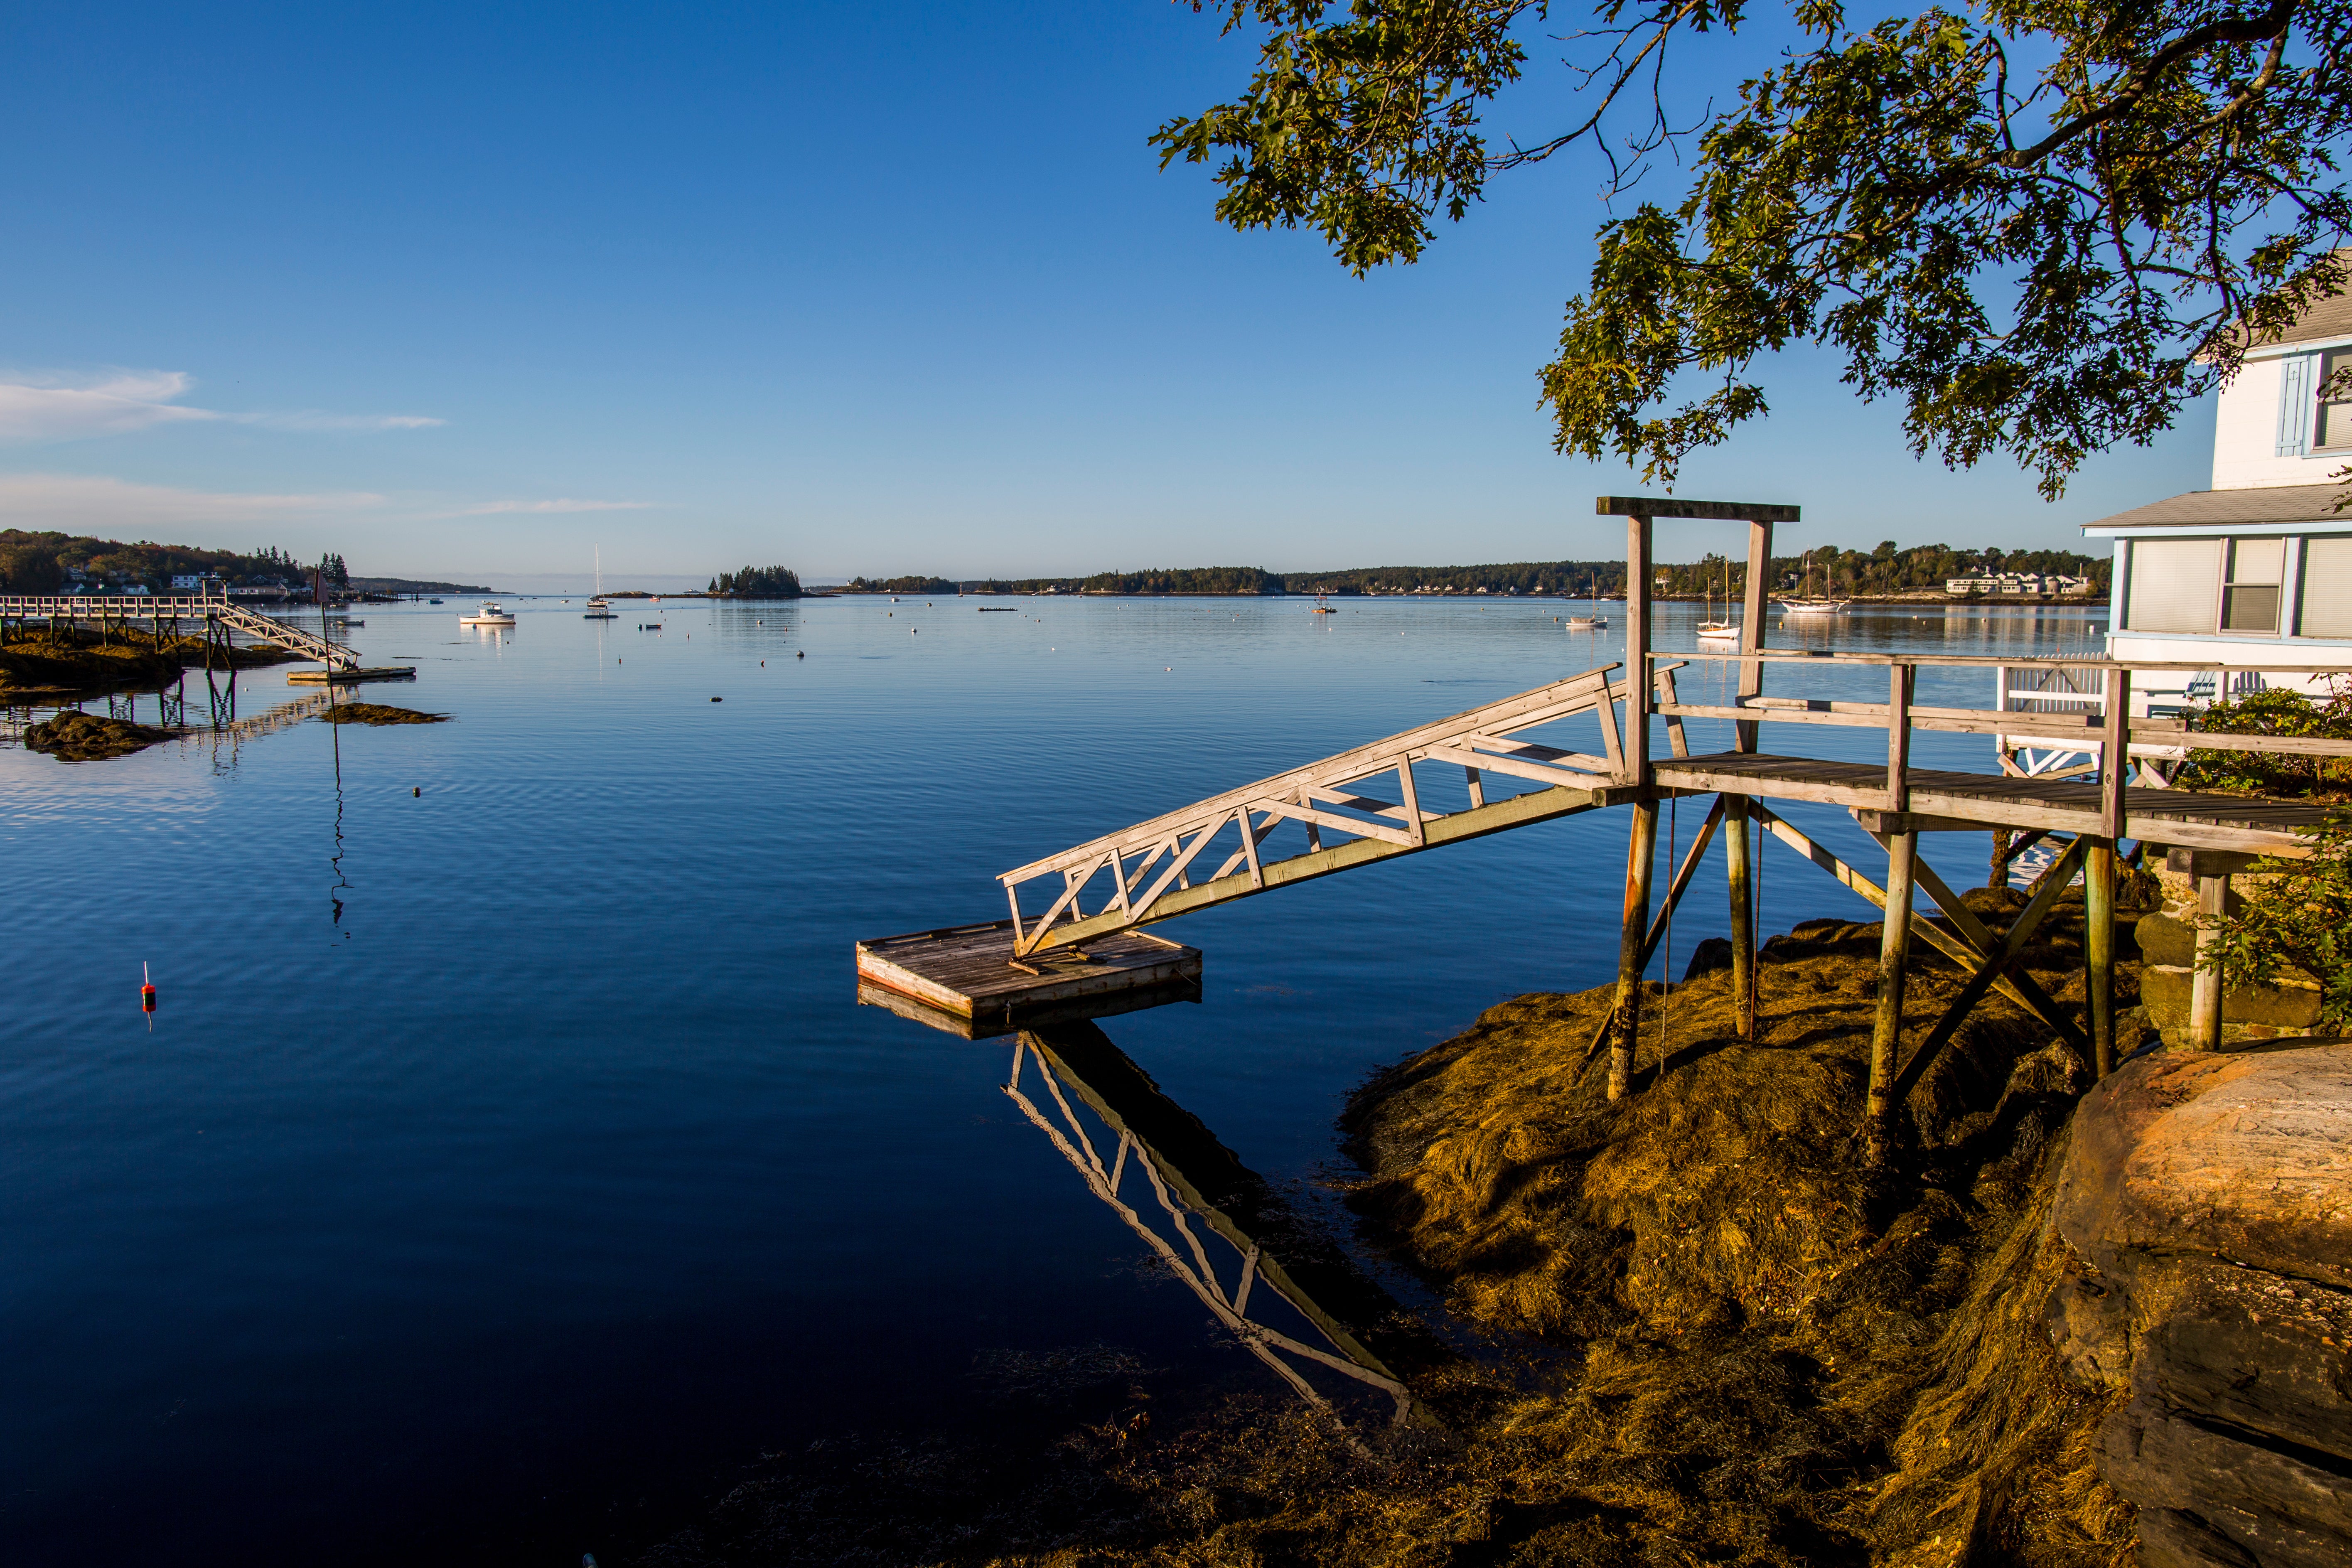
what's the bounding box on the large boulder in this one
[2047,1046,2352,1568]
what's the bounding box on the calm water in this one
[2,593,2103,1564]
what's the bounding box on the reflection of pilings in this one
[1005,1024,1436,1430]
[204,689,336,741]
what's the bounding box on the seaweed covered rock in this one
[320,703,448,725]
[0,623,292,696]
[1337,927,2135,1566]
[2048,1046,2352,1568]
[23,711,175,760]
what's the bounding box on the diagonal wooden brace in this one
[1638,794,1728,971]
[1883,835,2090,1108]
[1750,804,2087,1055]
[1868,830,2092,1058]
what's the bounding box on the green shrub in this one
[2199,817,2352,1034]
[2175,681,2352,798]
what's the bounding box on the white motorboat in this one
[1565,614,1608,630]
[460,602,516,626]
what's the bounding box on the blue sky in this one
[1,1,2210,585]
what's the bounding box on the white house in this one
[2087,284,2352,712]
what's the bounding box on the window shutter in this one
[2277,353,2317,455]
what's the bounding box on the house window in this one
[2320,351,2352,450]
[2221,537,2284,633]
[2124,538,2220,632]
[2301,536,2352,637]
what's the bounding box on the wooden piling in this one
[1725,793,1755,1039]
[1607,796,1659,1100]
[2190,868,2229,1050]
[1866,827,1918,1160]
[2085,837,2117,1076]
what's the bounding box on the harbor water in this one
[1,592,2106,1564]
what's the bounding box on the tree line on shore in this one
[846,543,2111,598]
[0,531,352,595]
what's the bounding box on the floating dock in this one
[288,666,417,684]
[855,919,1201,1039]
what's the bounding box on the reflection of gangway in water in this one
[1004,1024,1435,1430]
[5,689,337,749]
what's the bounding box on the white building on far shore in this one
[2086,284,2352,711]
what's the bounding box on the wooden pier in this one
[1,590,408,679]
[859,495,2349,1160]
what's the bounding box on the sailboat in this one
[1780,550,1850,616]
[584,546,617,618]
[1311,590,1337,614]
[1566,570,1608,629]
[1696,558,1739,644]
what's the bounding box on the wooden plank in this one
[1421,745,1606,790]
[1597,496,1801,522]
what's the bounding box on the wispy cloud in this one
[0,369,442,442]
[0,372,218,441]
[447,498,657,515]
[0,472,386,529]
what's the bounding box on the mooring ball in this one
[710,696,722,702]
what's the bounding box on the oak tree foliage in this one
[1155,0,2352,495]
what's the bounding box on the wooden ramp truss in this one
[1000,663,1664,958]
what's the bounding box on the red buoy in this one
[141,961,157,1015]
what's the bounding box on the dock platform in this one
[855,919,1202,1038]
[289,666,417,684]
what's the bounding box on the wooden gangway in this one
[887,495,2352,1166]
[1,590,364,673]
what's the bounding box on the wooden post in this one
[1866,828,1918,1162]
[1987,828,2012,889]
[1736,519,1773,753]
[1725,793,1756,1038]
[1607,796,1659,1100]
[1885,661,1912,812]
[2102,667,2131,840]
[2085,837,2117,1077]
[2190,869,2229,1050]
[1624,515,1652,786]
